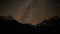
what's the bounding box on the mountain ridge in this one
[0,16,60,33]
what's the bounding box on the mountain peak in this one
[37,16,60,27]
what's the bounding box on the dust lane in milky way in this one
[0,0,60,25]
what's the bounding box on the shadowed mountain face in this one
[0,16,60,34]
[0,15,34,34]
[37,16,60,33]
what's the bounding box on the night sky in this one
[0,0,60,25]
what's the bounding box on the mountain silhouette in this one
[37,16,60,33]
[0,16,60,34]
[0,15,34,34]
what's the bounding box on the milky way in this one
[0,0,60,25]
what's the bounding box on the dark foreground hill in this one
[37,16,60,33]
[0,16,34,34]
[0,16,60,34]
